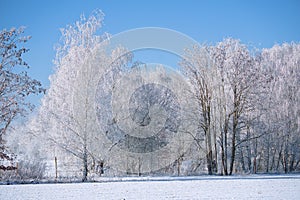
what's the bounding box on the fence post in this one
[55,156,58,180]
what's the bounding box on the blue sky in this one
[1,0,300,105]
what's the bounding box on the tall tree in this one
[36,10,131,181]
[211,38,263,175]
[0,27,44,170]
[180,46,217,175]
[260,43,300,173]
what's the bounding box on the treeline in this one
[180,39,299,175]
[1,10,299,182]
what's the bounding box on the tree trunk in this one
[55,156,58,180]
[229,87,238,175]
[265,134,270,173]
[213,123,218,173]
[221,117,229,175]
[236,130,245,172]
[246,124,252,172]
[252,138,258,174]
[82,146,88,182]
[82,129,88,182]
[201,91,213,175]
[205,127,213,175]
[211,102,218,174]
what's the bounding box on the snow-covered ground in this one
[1,175,299,199]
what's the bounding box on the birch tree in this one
[36,10,131,181]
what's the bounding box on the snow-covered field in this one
[1,175,299,200]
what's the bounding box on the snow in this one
[0,175,299,200]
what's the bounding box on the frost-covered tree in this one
[0,27,44,171]
[259,43,300,173]
[182,39,266,175]
[34,10,131,181]
[180,46,217,175]
[211,39,265,175]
